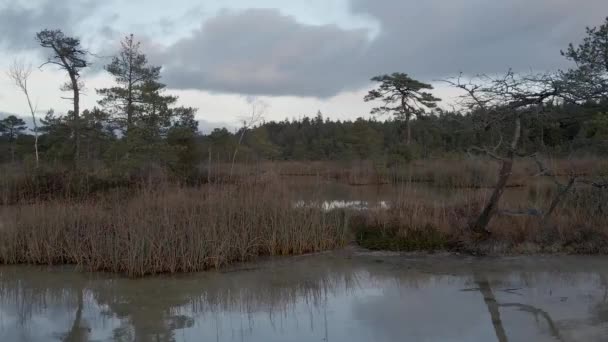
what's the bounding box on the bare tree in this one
[230,98,268,178]
[444,71,561,236]
[36,29,90,163]
[7,61,40,168]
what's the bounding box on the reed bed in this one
[2,158,608,277]
[3,157,605,204]
[0,182,349,277]
[353,181,608,254]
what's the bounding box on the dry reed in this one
[0,181,348,276]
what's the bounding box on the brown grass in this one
[2,158,608,277]
[0,181,348,277]
[4,157,605,204]
[352,180,608,254]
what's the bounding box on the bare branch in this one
[467,146,504,161]
[6,60,40,167]
[498,209,543,217]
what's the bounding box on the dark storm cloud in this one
[159,8,371,97]
[0,0,102,51]
[349,0,608,78]
[159,0,608,98]
[3,0,607,98]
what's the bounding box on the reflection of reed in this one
[0,267,86,324]
[1,257,607,341]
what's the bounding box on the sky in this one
[0,0,607,132]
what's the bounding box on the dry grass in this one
[4,157,605,204]
[2,158,608,277]
[0,181,348,277]
[352,180,608,254]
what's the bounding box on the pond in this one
[286,176,533,211]
[1,250,607,341]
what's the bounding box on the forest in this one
[2,79,608,169]
[1,17,608,276]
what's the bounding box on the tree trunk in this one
[70,72,80,164]
[406,116,412,146]
[23,88,39,168]
[10,140,15,163]
[401,96,412,146]
[472,116,521,235]
[208,147,212,184]
[541,177,576,225]
[127,46,134,135]
[230,129,247,178]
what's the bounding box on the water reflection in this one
[1,255,608,341]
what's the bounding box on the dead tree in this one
[230,98,267,178]
[444,71,561,236]
[36,29,89,164]
[7,61,40,168]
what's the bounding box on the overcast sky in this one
[0,0,607,131]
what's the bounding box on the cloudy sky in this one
[0,0,606,131]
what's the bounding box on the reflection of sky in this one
[0,291,123,341]
[177,279,383,342]
[1,259,608,341]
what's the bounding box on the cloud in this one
[159,8,371,98]
[197,119,235,134]
[349,0,608,78]
[0,0,102,51]
[4,0,608,100]
[155,1,608,98]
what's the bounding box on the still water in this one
[285,176,534,211]
[1,251,608,342]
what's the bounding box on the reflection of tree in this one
[590,274,608,328]
[475,277,508,342]
[63,288,89,342]
[498,303,564,341]
[2,258,602,342]
[88,257,360,341]
[0,267,90,341]
[475,276,565,342]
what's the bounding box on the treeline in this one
[203,101,608,162]
[1,18,608,178]
[3,100,607,169]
